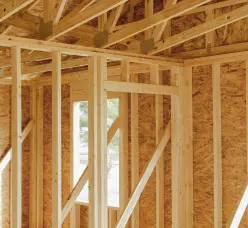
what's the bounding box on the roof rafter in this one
[46,0,128,41]
[101,0,211,48]
[149,3,248,55]
[0,0,35,23]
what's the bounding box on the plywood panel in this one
[43,84,70,228]
[193,65,214,228]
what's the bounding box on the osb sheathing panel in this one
[221,61,247,227]
[193,65,214,228]
[43,84,71,228]
[0,85,30,227]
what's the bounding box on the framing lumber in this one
[56,0,96,26]
[107,116,120,145]
[150,64,165,228]
[36,86,44,228]
[52,51,62,228]
[104,81,178,96]
[152,0,177,43]
[0,120,33,173]
[101,0,211,48]
[0,0,34,23]
[115,121,171,228]
[97,56,108,228]
[105,4,124,33]
[212,63,222,228]
[131,74,139,228]
[171,66,184,227]
[46,0,128,41]
[11,46,22,228]
[0,36,182,68]
[29,86,37,227]
[182,67,193,228]
[88,56,99,228]
[119,60,129,220]
[62,167,89,223]
[150,4,248,55]
[53,0,69,25]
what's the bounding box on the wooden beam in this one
[104,81,178,96]
[150,4,248,55]
[36,86,44,228]
[0,35,183,67]
[182,67,193,228]
[53,0,69,25]
[131,74,139,228]
[102,0,211,48]
[97,56,108,228]
[60,0,96,24]
[115,121,171,228]
[119,60,129,220]
[105,4,125,33]
[152,0,177,42]
[150,65,164,228]
[52,51,62,228]
[0,0,34,23]
[0,120,33,173]
[47,0,128,41]
[144,0,154,39]
[11,46,22,228]
[61,167,89,223]
[29,86,37,228]
[171,67,184,227]
[88,55,99,228]
[212,63,222,228]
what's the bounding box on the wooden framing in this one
[1,0,248,225]
[52,51,62,227]
[2,31,243,227]
[11,46,22,228]
[212,63,222,228]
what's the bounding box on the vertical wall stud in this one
[171,66,184,228]
[131,73,139,228]
[182,67,193,228]
[119,60,129,219]
[212,63,222,228]
[11,46,22,228]
[97,56,108,228]
[52,51,62,228]
[88,56,99,228]
[150,64,165,228]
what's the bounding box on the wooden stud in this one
[11,46,22,228]
[29,85,37,227]
[52,51,62,228]
[182,67,193,228]
[131,74,139,228]
[37,86,44,228]
[88,56,99,228]
[150,64,164,228]
[212,63,222,228]
[171,66,184,228]
[119,60,129,221]
[97,56,108,228]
